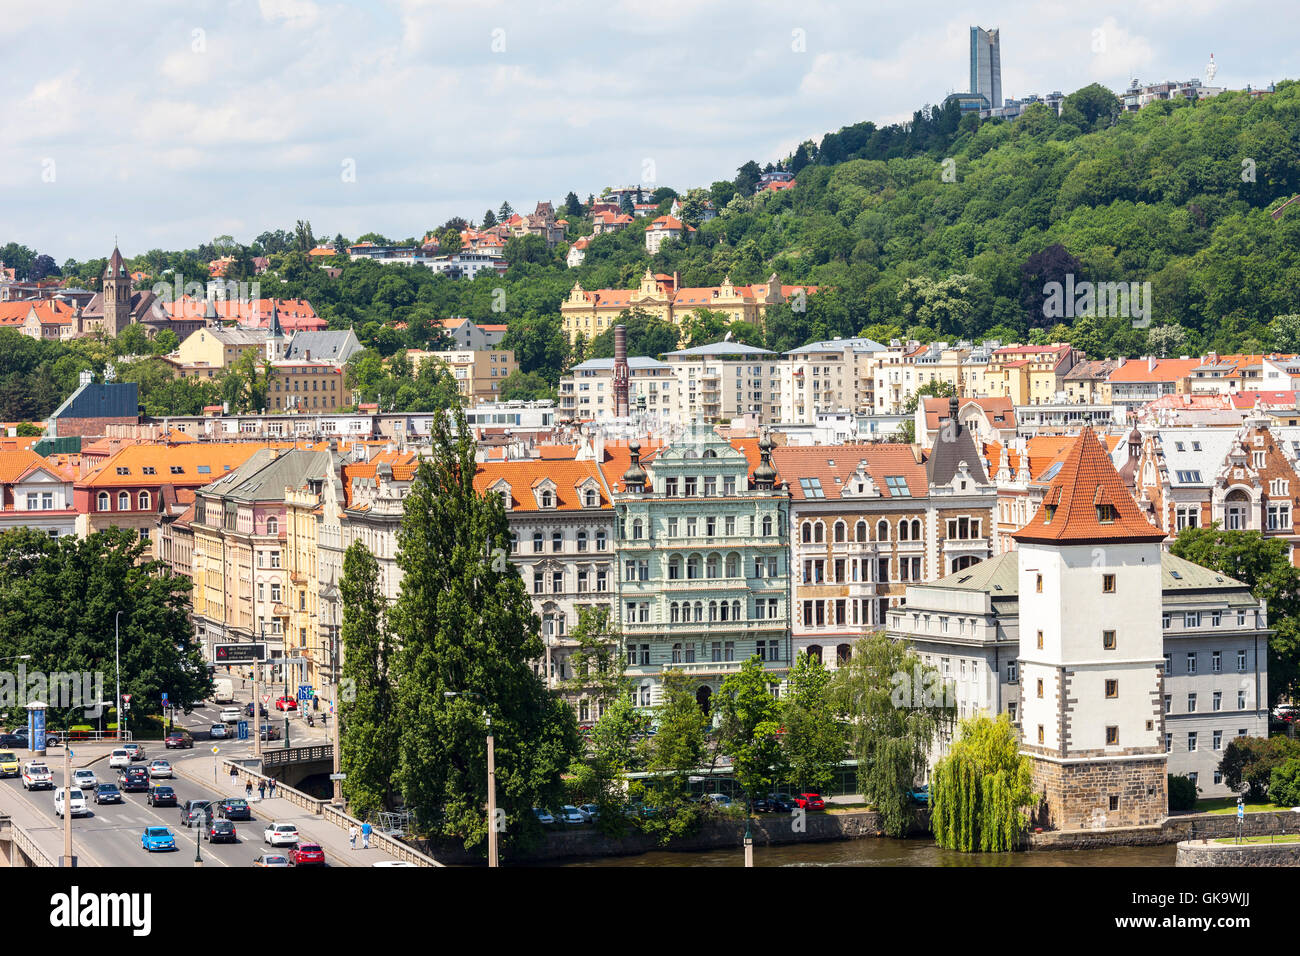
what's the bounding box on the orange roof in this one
[0,449,66,484]
[1011,428,1164,545]
[1108,358,1200,383]
[0,302,35,325]
[78,443,265,489]
[475,459,610,511]
[770,444,927,499]
[924,396,1014,431]
[340,450,420,508]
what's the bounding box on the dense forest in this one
[4,79,1299,419]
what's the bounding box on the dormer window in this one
[540,491,555,508]
[1043,504,1056,523]
[1096,503,1118,524]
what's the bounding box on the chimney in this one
[613,324,630,419]
[1148,356,1157,372]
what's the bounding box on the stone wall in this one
[1031,757,1167,830]
[1176,839,1300,867]
[1030,810,1300,849]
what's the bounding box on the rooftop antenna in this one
[1205,53,1217,85]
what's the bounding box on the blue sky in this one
[0,0,1291,261]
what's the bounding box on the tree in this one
[1269,757,1300,807]
[1146,323,1187,357]
[0,527,208,734]
[1020,244,1082,329]
[781,651,846,794]
[561,606,629,717]
[1218,735,1300,800]
[1268,314,1300,353]
[389,407,579,854]
[564,192,583,218]
[587,309,680,358]
[930,714,1033,852]
[832,633,953,836]
[498,201,515,222]
[293,220,315,253]
[715,656,787,808]
[338,542,398,818]
[1167,774,1199,811]
[497,370,555,402]
[630,668,707,843]
[734,161,762,197]
[902,379,957,414]
[481,209,497,229]
[1171,525,1300,706]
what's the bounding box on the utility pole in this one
[330,624,342,805]
[115,611,122,742]
[61,743,75,867]
[486,711,497,869]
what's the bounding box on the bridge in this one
[259,744,335,791]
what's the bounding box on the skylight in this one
[1041,462,1064,481]
[799,477,825,499]
[884,476,911,497]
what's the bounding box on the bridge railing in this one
[1,816,56,867]
[260,745,333,768]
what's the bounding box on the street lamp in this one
[444,690,497,868]
[114,611,123,742]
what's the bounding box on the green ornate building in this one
[613,423,791,711]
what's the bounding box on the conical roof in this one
[1012,427,1165,545]
[103,246,128,280]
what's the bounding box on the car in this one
[0,751,20,778]
[204,819,237,844]
[71,768,97,792]
[108,749,132,769]
[147,785,177,808]
[44,733,60,747]
[147,759,173,779]
[275,696,298,711]
[164,730,193,749]
[244,702,267,718]
[556,805,586,825]
[180,800,213,827]
[755,793,796,813]
[123,743,145,762]
[208,723,229,739]
[93,783,122,805]
[258,723,281,741]
[264,823,299,846]
[700,793,733,808]
[289,843,325,866]
[21,762,53,790]
[217,797,251,821]
[141,827,177,852]
[0,733,27,749]
[532,807,555,825]
[577,803,600,823]
[54,787,88,818]
[371,861,418,867]
[793,793,825,811]
[254,853,291,867]
[117,767,149,792]
[909,785,930,805]
[219,707,243,724]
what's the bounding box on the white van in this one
[212,679,235,704]
[55,787,88,818]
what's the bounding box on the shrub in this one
[1167,774,1199,811]
[1268,758,1300,808]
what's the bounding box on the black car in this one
[180,800,213,827]
[754,793,796,813]
[204,819,237,844]
[0,733,28,749]
[93,783,123,804]
[218,797,252,821]
[245,702,267,718]
[147,785,177,807]
[117,768,149,792]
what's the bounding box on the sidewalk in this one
[175,761,400,867]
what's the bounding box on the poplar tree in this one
[390,408,578,854]
[338,541,397,818]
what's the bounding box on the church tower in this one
[102,245,133,335]
[1012,428,1169,829]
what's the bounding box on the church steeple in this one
[102,244,132,335]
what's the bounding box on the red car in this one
[275,696,298,711]
[793,793,825,811]
[290,842,325,866]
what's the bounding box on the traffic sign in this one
[237,721,249,741]
[329,773,346,781]
[121,694,131,703]
[161,693,168,704]
[214,643,267,664]
[297,684,313,702]
[211,745,220,754]
[261,694,271,705]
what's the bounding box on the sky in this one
[0,0,1292,262]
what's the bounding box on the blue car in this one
[909,785,930,805]
[141,826,177,852]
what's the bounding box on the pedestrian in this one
[258,780,266,801]
[268,778,276,798]
[229,764,237,782]
[361,819,372,849]
[349,824,358,850]
[245,780,252,799]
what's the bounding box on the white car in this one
[54,787,88,818]
[21,762,53,791]
[72,769,97,792]
[371,861,417,867]
[147,760,173,779]
[209,724,229,739]
[108,749,132,769]
[220,707,243,724]
[264,823,299,846]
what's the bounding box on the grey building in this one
[970,26,1002,110]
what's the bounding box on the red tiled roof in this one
[1011,428,1164,544]
[1108,358,1200,383]
[770,444,926,499]
[924,396,1014,431]
[475,459,610,511]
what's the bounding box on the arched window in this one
[731,599,741,621]
[138,490,152,512]
[877,520,889,541]
[706,554,720,579]
[709,601,718,622]
[584,488,598,507]
[801,522,812,544]
[899,520,909,541]
[813,521,825,544]
[702,449,717,458]
[670,603,680,623]
[952,555,982,573]
[834,520,846,543]
[911,519,921,540]
[762,515,772,536]
[855,519,868,542]
[97,492,110,512]
[117,491,130,511]
[632,519,643,540]
[579,699,591,722]
[807,645,823,665]
[687,554,701,579]
[265,515,277,535]
[671,642,682,663]
[718,601,728,622]
[540,491,554,508]
[836,643,852,667]
[668,555,683,580]
[725,553,739,577]
[693,601,703,622]
[552,531,563,552]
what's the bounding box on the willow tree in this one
[831,633,953,837]
[390,407,579,854]
[931,714,1033,852]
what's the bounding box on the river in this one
[565,838,1178,867]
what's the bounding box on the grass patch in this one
[1213,834,1300,845]
[1196,797,1291,815]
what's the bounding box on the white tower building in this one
[1012,428,1169,829]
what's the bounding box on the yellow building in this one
[560,269,817,345]
[285,486,322,689]
[403,349,518,404]
[168,327,267,380]
[268,362,350,412]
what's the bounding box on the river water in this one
[566,838,1178,867]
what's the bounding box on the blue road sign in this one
[161,693,169,705]
[297,684,313,702]
[237,720,249,741]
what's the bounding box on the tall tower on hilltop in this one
[102,245,133,335]
[1012,428,1168,830]
[970,26,1002,109]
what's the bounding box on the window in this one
[97,492,110,512]
[117,491,130,511]
[799,477,825,498]
[1187,693,1197,712]
[884,476,910,496]
[1237,649,1247,672]
[595,531,607,551]
[532,532,543,553]
[1102,630,1116,650]
[1036,678,1043,699]
[1037,725,1044,745]
[1165,733,1172,753]
[1184,611,1200,628]
[1164,695,1171,713]
[1211,650,1221,673]
[265,516,277,535]
[576,531,588,551]
[1105,679,1118,699]
[552,531,563,552]
[270,584,281,603]
[1036,574,1043,593]
[1102,574,1115,593]
[1162,613,1171,629]
[1213,691,1222,712]
[1036,630,1043,650]
[1106,726,1119,746]
[1268,503,1291,530]
[1109,795,1119,811]
[137,490,151,511]
[1238,690,1247,710]
[1186,652,1197,674]
[1187,732,1198,752]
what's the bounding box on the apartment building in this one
[558,356,678,424]
[779,337,887,423]
[661,342,781,423]
[405,349,518,404]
